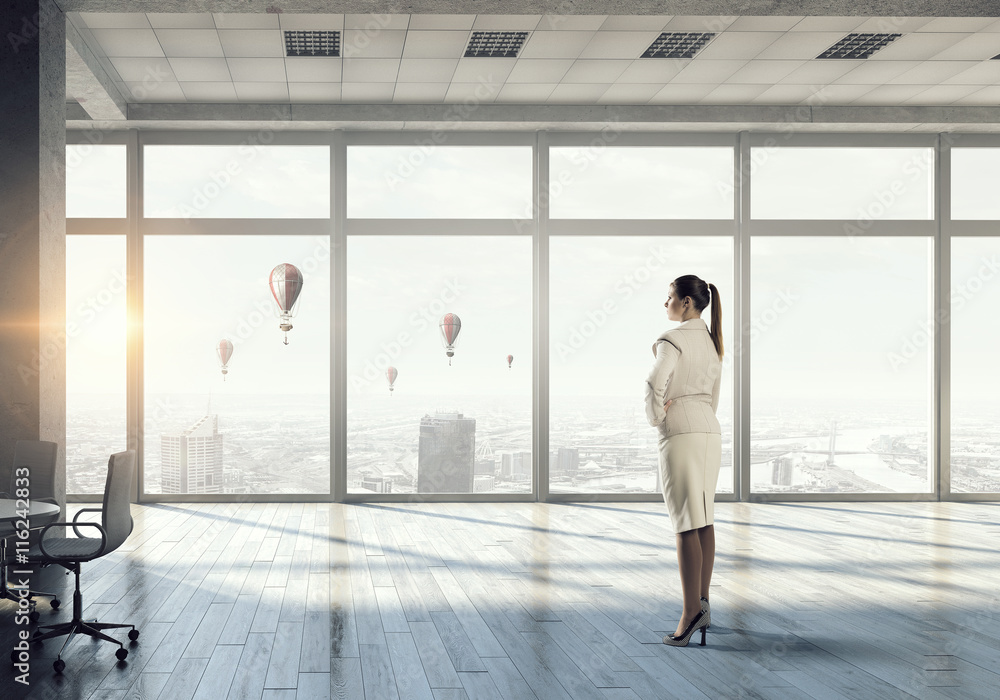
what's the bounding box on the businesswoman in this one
[644,275,723,647]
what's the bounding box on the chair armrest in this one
[38,521,107,561]
[71,508,103,538]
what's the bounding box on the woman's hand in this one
[663,399,673,412]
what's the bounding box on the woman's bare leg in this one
[674,529,703,636]
[697,524,715,600]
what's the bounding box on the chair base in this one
[32,618,138,671]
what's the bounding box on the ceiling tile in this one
[696,32,784,60]
[662,16,737,32]
[342,58,400,82]
[850,84,929,105]
[726,16,804,32]
[180,81,239,102]
[154,29,225,58]
[506,59,574,83]
[754,32,847,60]
[227,57,287,82]
[90,29,164,57]
[278,14,344,31]
[546,83,611,103]
[852,17,934,33]
[983,19,1000,33]
[288,83,342,102]
[344,14,410,30]
[496,83,557,102]
[887,61,981,85]
[218,30,285,58]
[109,57,176,82]
[915,18,997,33]
[407,15,476,31]
[904,84,983,105]
[392,83,450,102]
[537,15,607,31]
[942,61,1000,85]
[725,60,807,84]
[233,82,289,101]
[285,57,342,82]
[471,15,542,31]
[444,82,500,102]
[597,83,664,104]
[618,58,690,83]
[146,13,215,29]
[561,59,631,83]
[955,86,1000,105]
[752,84,829,104]
[833,61,922,84]
[341,83,395,101]
[79,13,150,29]
[341,30,406,59]
[451,57,516,83]
[787,17,866,32]
[518,31,596,59]
[213,14,279,30]
[670,59,747,84]
[125,80,185,101]
[599,16,672,31]
[168,57,232,82]
[578,31,662,59]
[931,34,1000,61]
[870,33,973,61]
[809,84,877,103]
[401,31,471,59]
[777,59,863,84]
[648,83,716,103]
[396,58,459,83]
[700,83,770,103]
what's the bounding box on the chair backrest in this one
[11,440,61,505]
[101,450,135,554]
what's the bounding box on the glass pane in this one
[347,235,532,494]
[346,146,533,218]
[751,147,933,220]
[66,236,127,494]
[550,147,734,219]
[951,237,1000,493]
[144,236,330,494]
[143,145,330,218]
[952,148,1000,220]
[549,236,734,494]
[66,144,126,218]
[751,237,932,493]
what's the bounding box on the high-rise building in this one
[161,415,224,494]
[557,447,580,475]
[418,412,476,493]
[772,456,794,487]
[500,451,531,482]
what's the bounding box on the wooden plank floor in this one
[1,501,999,700]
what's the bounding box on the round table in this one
[0,499,61,604]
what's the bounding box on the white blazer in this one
[644,317,722,437]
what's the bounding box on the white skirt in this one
[657,431,722,534]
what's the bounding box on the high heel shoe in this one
[663,609,708,647]
[701,596,710,628]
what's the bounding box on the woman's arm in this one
[710,360,722,413]
[644,339,680,427]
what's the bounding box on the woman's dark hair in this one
[671,275,724,360]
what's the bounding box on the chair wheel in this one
[128,629,139,641]
[50,599,60,610]
[115,648,128,661]
[53,658,65,674]
[29,610,40,622]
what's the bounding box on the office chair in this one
[23,450,139,674]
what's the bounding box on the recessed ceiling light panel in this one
[284,30,341,57]
[464,31,529,58]
[641,32,716,59]
[817,33,901,59]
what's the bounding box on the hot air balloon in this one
[506,354,513,370]
[386,366,398,395]
[269,263,304,345]
[217,339,234,380]
[439,313,461,366]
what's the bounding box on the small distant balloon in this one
[217,339,234,380]
[507,354,513,370]
[386,366,398,396]
[439,313,462,366]
[269,263,304,345]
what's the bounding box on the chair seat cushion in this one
[28,537,104,560]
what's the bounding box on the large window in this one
[750,237,932,493]
[66,144,127,218]
[951,148,1000,219]
[143,236,330,495]
[347,236,532,494]
[549,236,734,494]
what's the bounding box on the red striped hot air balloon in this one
[217,339,234,380]
[507,354,513,370]
[269,263,304,345]
[386,366,398,395]
[439,313,462,366]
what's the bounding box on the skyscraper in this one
[417,412,476,493]
[161,415,224,494]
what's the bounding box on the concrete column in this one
[0,0,66,508]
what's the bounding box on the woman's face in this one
[664,286,686,321]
